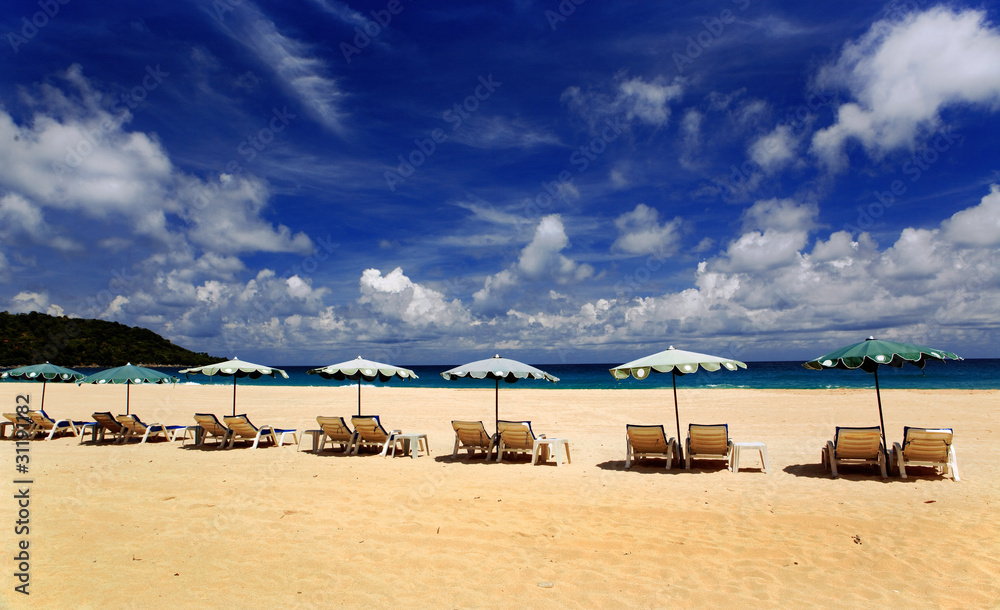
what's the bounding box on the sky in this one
[1,0,999,365]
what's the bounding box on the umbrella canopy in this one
[1,362,84,412]
[307,356,418,416]
[804,336,962,459]
[440,355,559,433]
[78,363,178,415]
[609,346,747,459]
[178,358,288,416]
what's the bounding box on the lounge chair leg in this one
[949,447,960,481]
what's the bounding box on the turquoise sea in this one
[146,359,998,390]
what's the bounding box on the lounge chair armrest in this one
[390,429,402,434]
[538,433,546,439]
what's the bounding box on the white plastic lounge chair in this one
[27,410,85,440]
[685,424,734,470]
[314,416,358,453]
[80,411,124,444]
[821,426,887,479]
[892,427,960,481]
[222,415,285,449]
[496,420,548,463]
[451,420,496,459]
[626,424,676,469]
[116,414,187,444]
[350,415,402,456]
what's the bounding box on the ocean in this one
[149,359,999,391]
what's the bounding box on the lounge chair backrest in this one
[833,426,882,459]
[317,416,354,442]
[223,415,259,436]
[452,420,492,447]
[901,427,953,461]
[627,424,670,452]
[351,415,390,442]
[28,411,56,429]
[93,412,123,432]
[688,424,729,454]
[4,412,28,425]
[195,413,229,435]
[117,414,148,432]
[497,420,536,450]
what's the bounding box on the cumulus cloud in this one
[941,184,1000,246]
[811,7,1000,171]
[749,124,799,174]
[612,204,682,256]
[359,267,471,327]
[474,215,594,308]
[8,291,65,316]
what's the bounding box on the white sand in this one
[1,383,997,607]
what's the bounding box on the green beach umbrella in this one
[441,355,559,434]
[78,363,178,415]
[308,356,418,417]
[178,358,288,416]
[609,346,748,460]
[1,362,85,412]
[804,336,962,460]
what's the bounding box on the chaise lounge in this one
[451,420,496,460]
[685,424,733,470]
[116,414,187,444]
[350,415,403,456]
[822,426,887,479]
[626,424,676,469]
[892,426,959,481]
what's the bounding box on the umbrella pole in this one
[126,382,131,415]
[357,379,362,417]
[672,370,683,462]
[41,380,47,413]
[874,368,888,463]
[495,378,499,436]
[232,376,237,417]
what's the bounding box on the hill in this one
[0,311,222,367]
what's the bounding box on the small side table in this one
[731,441,768,474]
[390,433,430,458]
[533,438,571,466]
[299,429,323,452]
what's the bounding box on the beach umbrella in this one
[178,358,288,416]
[803,336,962,460]
[609,346,747,459]
[440,354,559,434]
[307,356,418,416]
[1,362,84,412]
[78,363,178,415]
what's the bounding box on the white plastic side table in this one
[731,441,769,474]
[532,438,571,466]
[390,433,430,458]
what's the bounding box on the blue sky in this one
[1,0,999,365]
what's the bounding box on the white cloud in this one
[9,291,64,316]
[474,215,594,307]
[679,108,703,169]
[359,267,471,327]
[449,116,561,150]
[811,7,1000,171]
[749,124,799,174]
[612,204,682,256]
[562,74,685,132]
[213,0,346,133]
[941,184,1000,246]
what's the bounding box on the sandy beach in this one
[1,383,998,608]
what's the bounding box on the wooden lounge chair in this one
[314,416,358,453]
[27,410,85,440]
[2,412,33,439]
[222,415,292,449]
[496,420,548,463]
[626,424,676,469]
[821,426,887,479]
[350,415,402,456]
[116,414,187,444]
[80,412,125,444]
[685,424,734,470]
[191,413,232,447]
[451,420,496,459]
[892,427,960,481]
